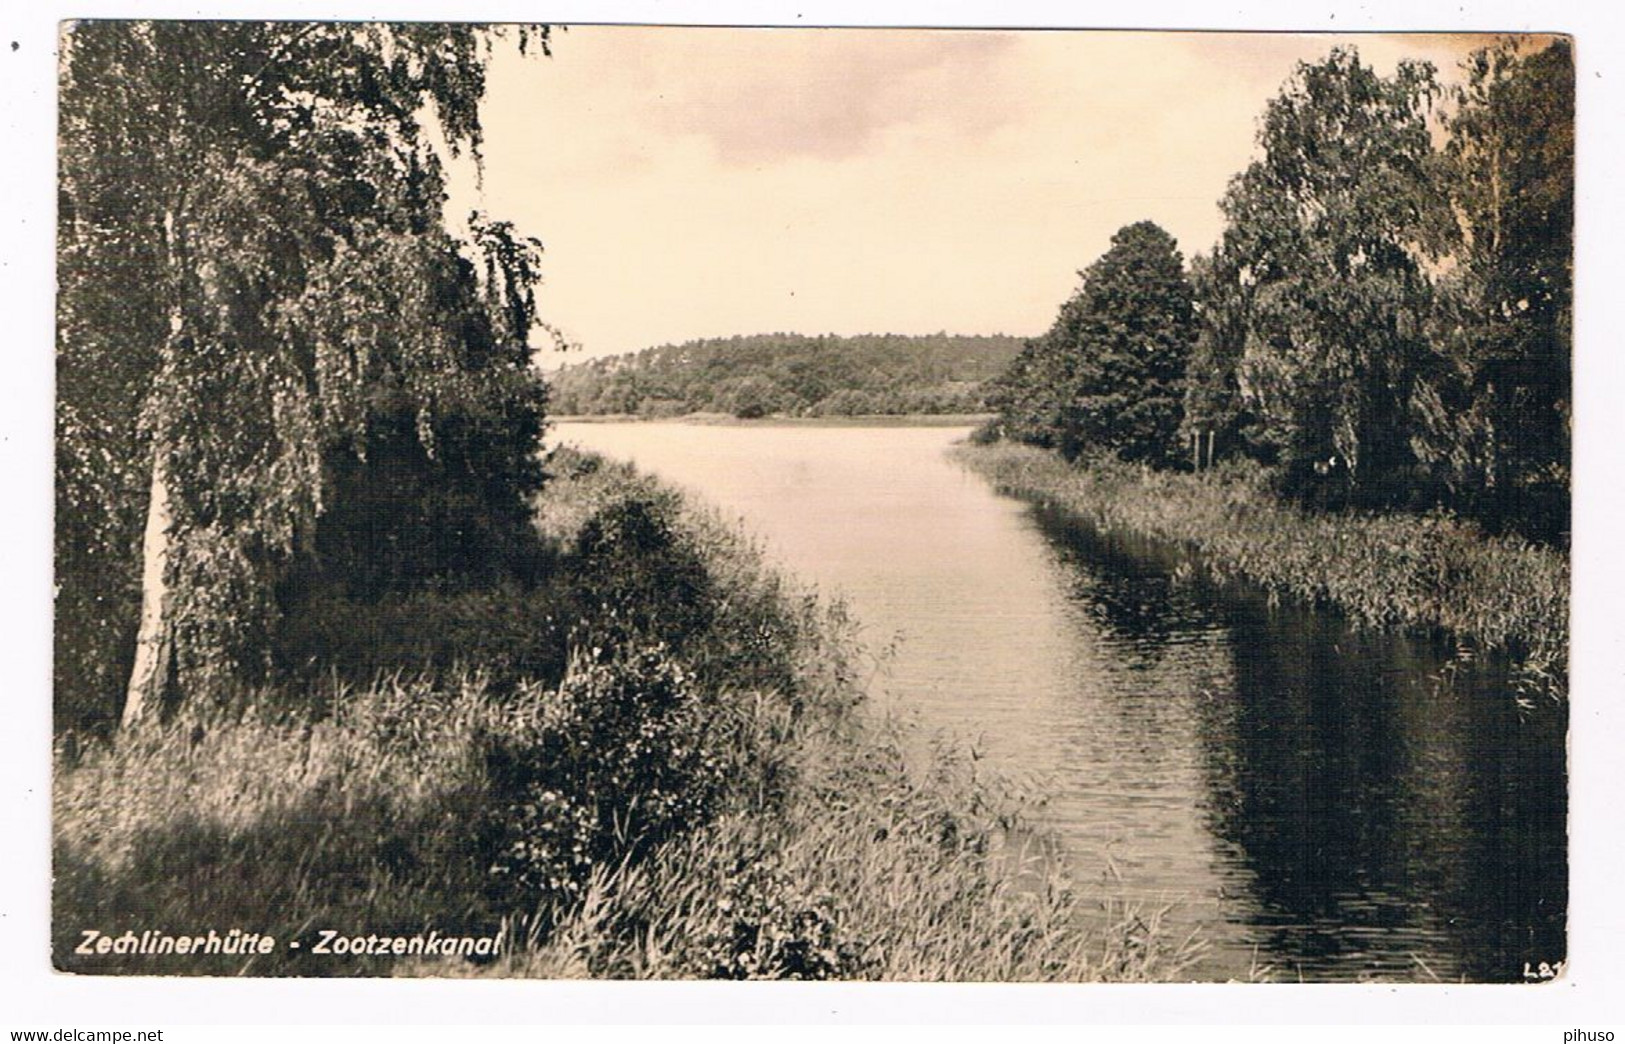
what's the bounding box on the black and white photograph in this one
[14,3,1618,1026]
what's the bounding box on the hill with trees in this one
[547,332,1025,418]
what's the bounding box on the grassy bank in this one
[54,448,1196,980]
[952,441,1568,702]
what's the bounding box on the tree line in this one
[548,332,1023,418]
[987,40,1572,544]
[57,22,556,731]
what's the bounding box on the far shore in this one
[551,412,994,428]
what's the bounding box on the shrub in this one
[675,844,870,980]
[480,644,728,907]
[967,416,1004,445]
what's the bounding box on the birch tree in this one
[1214,49,1453,507]
[57,22,551,728]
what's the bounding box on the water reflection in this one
[1029,504,1566,982]
[1030,505,1213,653]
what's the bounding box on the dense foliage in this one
[987,40,1572,543]
[57,22,553,731]
[54,456,822,974]
[1430,39,1574,540]
[547,332,1023,418]
[987,222,1195,466]
[1212,51,1451,509]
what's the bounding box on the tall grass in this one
[55,675,530,976]
[432,710,1206,982]
[952,441,1568,702]
[53,446,1195,981]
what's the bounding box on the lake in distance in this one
[552,420,1567,983]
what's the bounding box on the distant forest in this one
[548,333,1024,418]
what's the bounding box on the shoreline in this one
[952,440,1569,704]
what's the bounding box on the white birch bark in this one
[123,205,183,728]
[121,445,173,727]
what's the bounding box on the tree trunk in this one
[124,205,185,729]
[122,444,174,728]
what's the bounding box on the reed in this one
[952,441,1569,702]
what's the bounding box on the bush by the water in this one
[471,716,1205,981]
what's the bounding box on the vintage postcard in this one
[46,17,1574,999]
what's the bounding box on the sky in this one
[450,28,1497,364]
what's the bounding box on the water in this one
[551,421,1567,982]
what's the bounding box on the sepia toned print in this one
[54,22,1569,981]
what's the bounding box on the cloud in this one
[556,27,1021,165]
